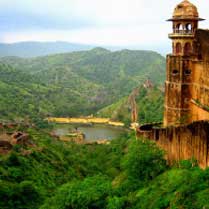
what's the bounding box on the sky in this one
[0,0,208,54]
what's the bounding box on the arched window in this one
[185,23,192,33]
[184,69,191,75]
[184,42,192,55]
[172,69,179,75]
[176,23,183,33]
[176,42,182,54]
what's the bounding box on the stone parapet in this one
[137,121,209,168]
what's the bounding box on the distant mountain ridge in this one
[0,41,168,58]
[0,41,94,58]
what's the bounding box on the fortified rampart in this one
[138,121,209,168]
[137,1,209,168]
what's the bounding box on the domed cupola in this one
[167,0,204,56]
[173,0,199,20]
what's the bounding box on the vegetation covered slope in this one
[0,48,165,121]
[1,126,209,209]
[98,85,164,125]
[0,63,100,120]
[0,126,128,209]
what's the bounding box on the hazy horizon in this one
[0,0,208,54]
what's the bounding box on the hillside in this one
[0,63,101,121]
[97,84,164,125]
[0,125,208,209]
[0,42,94,58]
[0,48,165,121]
[0,46,208,209]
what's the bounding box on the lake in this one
[53,124,127,141]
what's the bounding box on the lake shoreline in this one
[52,123,128,142]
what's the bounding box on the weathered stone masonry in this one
[137,0,209,168]
[138,121,209,168]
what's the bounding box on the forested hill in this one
[0,48,165,121]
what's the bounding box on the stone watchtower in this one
[163,0,204,126]
[138,0,209,168]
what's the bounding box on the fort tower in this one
[138,0,209,168]
[163,0,205,126]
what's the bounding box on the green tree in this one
[40,175,112,209]
[122,138,167,186]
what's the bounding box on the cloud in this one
[1,0,207,27]
[1,24,170,46]
[0,0,208,54]
[0,11,93,31]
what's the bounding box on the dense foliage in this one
[0,48,206,209]
[0,48,165,121]
[0,128,209,209]
[0,126,128,209]
[98,86,164,124]
[137,87,164,123]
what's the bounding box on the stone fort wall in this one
[163,30,209,126]
[189,30,209,122]
[137,121,209,168]
[190,60,209,121]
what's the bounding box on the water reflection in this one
[54,124,126,141]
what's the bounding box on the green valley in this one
[0,126,208,209]
[1,0,209,208]
[0,47,209,209]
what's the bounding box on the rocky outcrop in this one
[143,79,154,89]
[0,141,13,151]
[11,132,30,145]
[0,131,31,153]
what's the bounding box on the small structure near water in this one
[59,131,85,144]
[58,130,111,145]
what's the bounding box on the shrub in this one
[40,175,112,209]
[122,138,167,186]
